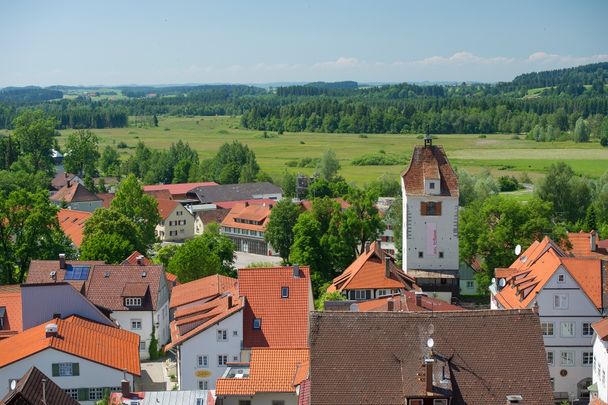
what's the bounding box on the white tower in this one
[401,136,459,274]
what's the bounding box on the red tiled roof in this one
[156,199,180,220]
[0,285,22,340]
[121,282,149,297]
[354,292,463,312]
[1,366,80,405]
[97,193,114,208]
[0,316,140,375]
[566,231,608,258]
[593,318,608,341]
[328,242,417,293]
[57,209,91,248]
[216,348,309,396]
[26,260,105,292]
[169,274,237,309]
[239,266,312,348]
[221,202,272,232]
[401,145,458,197]
[50,182,100,203]
[197,208,230,225]
[85,264,165,311]
[143,182,218,196]
[215,198,276,210]
[51,172,79,191]
[143,189,173,201]
[121,252,178,285]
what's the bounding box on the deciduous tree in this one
[265,199,301,262]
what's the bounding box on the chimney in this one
[384,256,391,279]
[506,395,523,404]
[591,231,597,252]
[136,255,144,266]
[293,264,300,278]
[245,201,249,207]
[425,358,434,393]
[415,291,425,307]
[121,379,130,398]
[45,323,58,338]
[58,253,66,270]
[269,204,273,210]
[387,298,394,312]
[364,241,371,254]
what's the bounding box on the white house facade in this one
[592,319,608,404]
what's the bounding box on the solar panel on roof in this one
[64,265,90,280]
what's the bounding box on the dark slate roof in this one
[186,182,282,204]
[309,309,553,405]
[0,366,79,405]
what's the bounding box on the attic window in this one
[281,287,289,298]
[429,182,435,189]
[557,274,565,283]
[253,318,261,329]
[125,297,142,307]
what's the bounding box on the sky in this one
[0,0,607,87]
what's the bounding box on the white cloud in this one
[411,51,515,66]
[526,51,608,65]
[312,57,363,69]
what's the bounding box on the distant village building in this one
[220,202,275,256]
[57,209,91,248]
[401,137,460,301]
[143,181,218,200]
[155,199,195,242]
[186,182,282,205]
[50,182,102,212]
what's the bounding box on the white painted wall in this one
[593,335,608,403]
[156,205,195,242]
[178,309,243,390]
[0,348,135,405]
[221,392,297,405]
[401,189,459,272]
[112,310,154,360]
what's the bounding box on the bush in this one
[498,176,520,192]
[601,136,608,147]
[116,141,128,149]
[478,134,487,138]
[299,140,305,144]
[351,153,404,166]
[358,134,368,138]
[148,324,160,360]
[285,157,320,168]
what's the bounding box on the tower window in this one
[418,251,424,258]
[439,252,444,258]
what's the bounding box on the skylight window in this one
[64,265,90,280]
[253,318,261,329]
[281,287,289,298]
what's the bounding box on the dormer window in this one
[0,306,5,329]
[281,287,289,298]
[125,297,142,307]
[253,318,261,329]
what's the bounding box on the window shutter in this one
[51,363,59,377]
[420,202,427,215]
[72,363,79,376]
[77,388,89,401]
[436,202,442,215]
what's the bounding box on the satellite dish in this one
[515,244,522,256]
[9,380,16,390]
[498,278,507,288]
[427,337,435,349]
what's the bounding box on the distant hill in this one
[0,86,63,103]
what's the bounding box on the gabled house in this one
[400,138,460,302]
[0,316,140,405]
[51,172,83,193]
[491,236,605,401]
[26,256,104,293]
[328,291,463,313]
[166,274,239,390]
[591,318,608,405]
[186,182,282,206]
[309,310,553,405]
[215,348,309,405]
[0,366,80,405]
[194,207,230,236]
[85,264,171,359]
[143,181,218,200]
[220,202,274,256]
[0,285,22,340]
[155,199,195,242]
[327,241,418,301]
[57,209,91,248]
[239,266,313,351]
[122,251,179,288]
[50,182,102,212]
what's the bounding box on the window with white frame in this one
[561,322,575,337]
[218,355,228,366]
[377,289,391,297]
[58,363,73,376]
[64,389,78,400]
[89,388,104,400]
[200,354,212,368]
[583,352,593,366]
[560,351,575,366]
[466,280,474,289]
[541,322,554,336]
[217,329,228,341]
[583,322,593,336]
[554,294,568,309]
[547,351,554,366]
[125,297,142,307]
[281,286,289,298]
[131,319,142,330]
[433,400,448,405]
[198,380,208,390]
[139,341,146,351]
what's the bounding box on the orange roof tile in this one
[169,274,237,309]
[143,182,217,197]
[0,285,22,339]
[239,266,312,348]
[50,182,100,203]
[354,292,463,312]
[97,193,114,208]
[401,145,458,197]
[593,318,608,341]
[494,239,603,310]
[567,231,608,258]
[121,251,151,266]
[216,348,309,396]
[57,209,91,247]
[327,242,417,293]
[221,202,272,232]
[0,316,140,375]
[143,189,173,201]
[156,199,180,220]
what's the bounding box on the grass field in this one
[57,115,608,186]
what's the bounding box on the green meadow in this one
[58,115,608,187]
